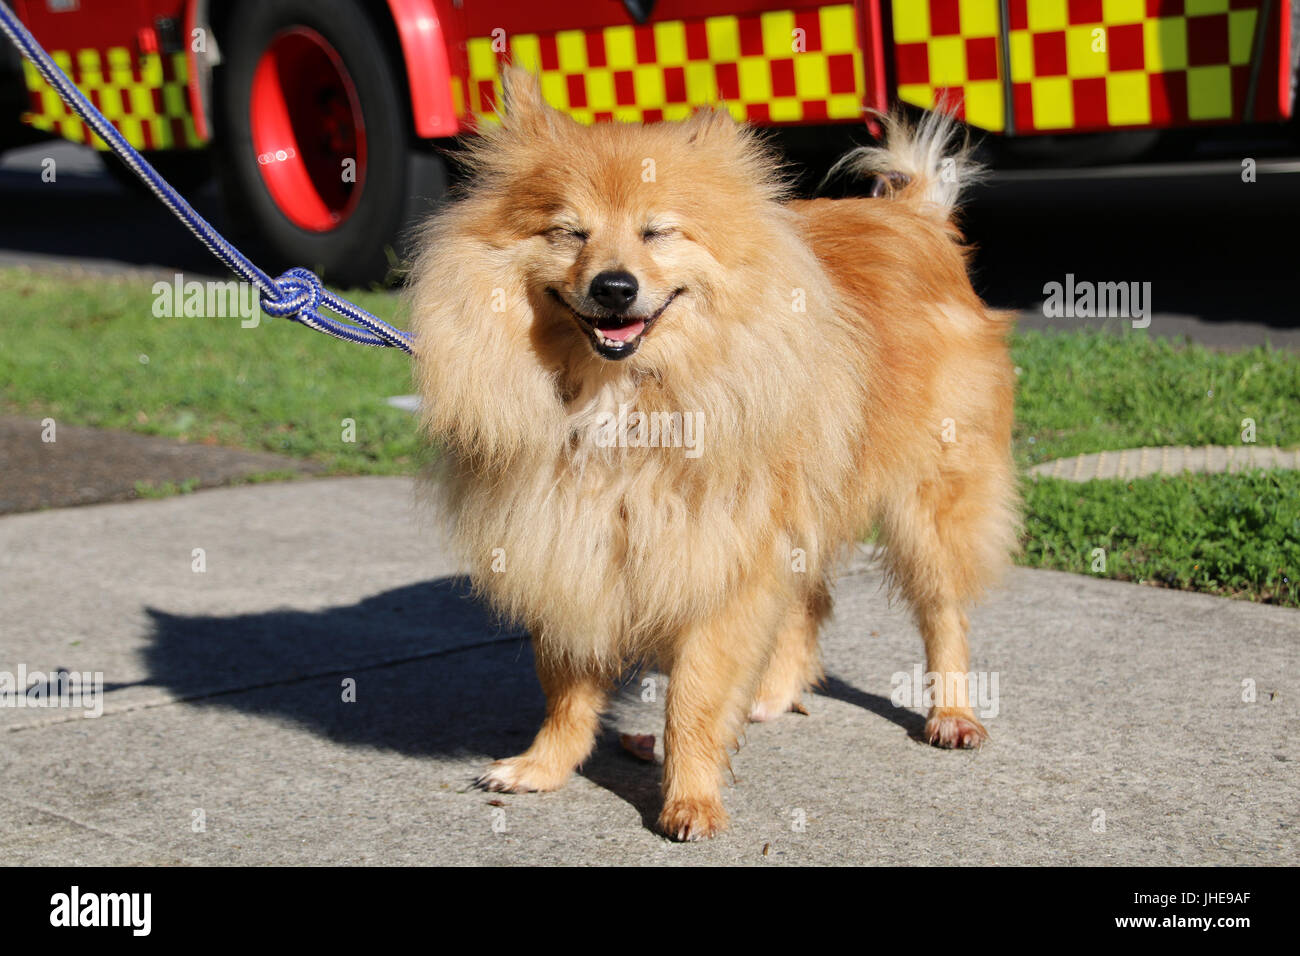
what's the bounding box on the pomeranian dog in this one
[409,69,1018,841]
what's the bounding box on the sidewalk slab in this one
[0,477,1296,865]
[1030,444,1300,482]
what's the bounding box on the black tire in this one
[214,0,445,286]
[1290,0,1299,120]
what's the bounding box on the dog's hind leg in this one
[748,581,830,722]
[477,646,609,793]
[912,601,986,748]
[881,465,1015,749]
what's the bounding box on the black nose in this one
[589,270,638,313]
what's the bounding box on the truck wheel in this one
[215,0,444,286]
[1290,0,1299,120]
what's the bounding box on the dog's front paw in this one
[475,756,570,793]
[658,797,728,842]
[925,709,989,749]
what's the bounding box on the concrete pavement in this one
[1028,444,1300,481]
[1,477,1296,865]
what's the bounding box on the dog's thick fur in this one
[409,71,1019,841]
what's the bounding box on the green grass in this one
[1,267,1298,605]
[1022,470,1300,606]
[130,470,302,498]
[133,477,201,498]
[0,268,422,474]
[1012,330,1300,467]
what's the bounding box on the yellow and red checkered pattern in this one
[460,4,865,126]
[892,0,1006,128]
[22,47,202,151]
[892,0,1286,133]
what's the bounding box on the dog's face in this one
[461,70,786,366]
[539,213,692,362]
[532,181,695,361]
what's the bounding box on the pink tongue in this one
[601,320,645,342]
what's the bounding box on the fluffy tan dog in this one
[409,70,1018,841]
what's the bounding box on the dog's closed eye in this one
[545,225,589,243]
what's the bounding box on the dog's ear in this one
[499,66,568,135]
[684,106,740,147]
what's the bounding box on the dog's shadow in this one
[138,576,915,832]
[818,674,928,741]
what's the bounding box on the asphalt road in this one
[0,141,224,278]
[1,139,1298,346]
[965,158,1300,347]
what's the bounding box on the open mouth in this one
[547,288,682,360]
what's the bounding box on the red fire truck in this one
[2,0,1295,284]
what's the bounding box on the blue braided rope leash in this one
[0,0,413,353]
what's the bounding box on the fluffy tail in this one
[827,108,981,224]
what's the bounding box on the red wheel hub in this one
[250,27,366,232]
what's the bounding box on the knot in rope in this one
[262,267,325,319]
